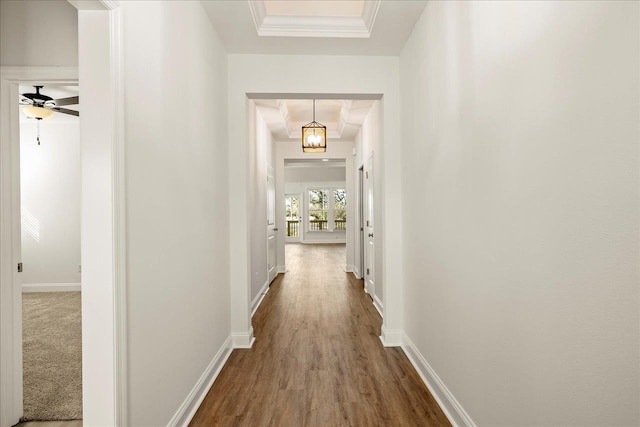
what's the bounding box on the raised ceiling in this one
[264,1,364,17]
[249,0,378,38]
[201,0,427,55]
[255,98,374,142]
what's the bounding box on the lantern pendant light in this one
[301,99,326,153]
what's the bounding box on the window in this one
[334,189,346,230]
[308,189,328,230]
[285,195,300,237]
[308,188,346,231]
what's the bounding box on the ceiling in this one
[201,0,427,55]
[19,85,79,123]
[255,98,374,141]
[263,1,364,17]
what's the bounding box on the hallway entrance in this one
[190,244,449,426]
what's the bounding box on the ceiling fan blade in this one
[20,97,34,104]
[51,107,79,117]
[52,96,79,107]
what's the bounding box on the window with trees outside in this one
[308,188,346,231]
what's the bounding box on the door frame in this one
[357,165,364,280]
[267,166,277,283]
[0,2,127,425]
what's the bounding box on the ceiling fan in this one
[19,85,79,145]
[20,85,79,119]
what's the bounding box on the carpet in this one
[22,292,82,421]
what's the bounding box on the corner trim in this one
[251,280,270,318]
[373,294,383,318]
[22,283,81,292]
[166,335,233,427]
[401,333,477,427]
[379,324,402,347]
[276,265,286,274]
[232,327,255,349]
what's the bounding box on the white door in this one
[267,168,277,283]
[364,154,375,295]
[284,194,302,243]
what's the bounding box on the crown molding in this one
[68,0,120,11]
[248,0,380,39]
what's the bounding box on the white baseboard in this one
[379,324,403,347]
[277,265,286,273]
[344,264,354,273]
[231,327,255,349]
[301,239,346,244]
[373,294,383,318]
[353,267,362,279]
[251,280,270,318]
[402,333,476,427]
[167,335,233,427]
[22,283,81,292]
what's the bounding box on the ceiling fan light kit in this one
[19,85,80,145]
[22,105,54,120]
[302,99,327,153]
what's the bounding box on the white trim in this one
[68,0,119,11]
[109,5,128,425]
[166,336,233,427]
[302,239,346,244]
[232,327,255,349]
[276,265,286,274]
[344,264,354,273]
[0,66,79,82]
[22,283,81,292]
[373,294,383,318]
[379,324,402,347]
[353,267,362,280]
[248,0,381,39]
[251,279,270,318]
[402,333,477,427]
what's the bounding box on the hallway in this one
[190,244,450,426]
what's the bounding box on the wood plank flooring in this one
[190,243,450,426]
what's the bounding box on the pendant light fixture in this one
[302,99,326,153]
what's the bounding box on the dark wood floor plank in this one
[190,243,450,427]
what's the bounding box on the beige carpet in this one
[22,292,82,421]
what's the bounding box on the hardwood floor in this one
[190,243,450,426]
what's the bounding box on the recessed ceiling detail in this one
[255,99,375,142]
[248,0,380,38]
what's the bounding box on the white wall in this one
[400,1,639,426]
[20,120,80,285]
[228,56,403,346]
[284,165,346,183]
[121,2,230,425]
[249,107,275,303]
[0,0,77,66]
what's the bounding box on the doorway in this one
[19,84,83,422]
[0,5,127,423]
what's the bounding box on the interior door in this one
[267,167,277,283]
[364,154,375,296]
